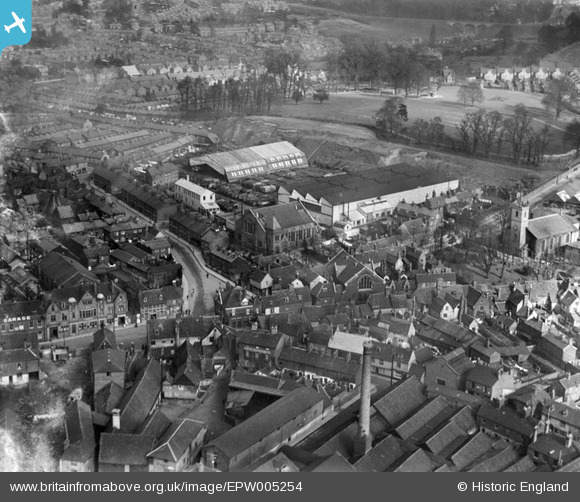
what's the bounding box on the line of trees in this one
[177,48,308,115]
[326,40,432,96]
[456,105,551,165]
[376,98,552,166]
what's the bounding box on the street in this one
[169,236,231,316]
[40,325,147,351]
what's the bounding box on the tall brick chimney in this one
[354,340,373,457]
[175,317,182,348]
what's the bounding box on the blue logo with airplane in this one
[0,1,31,55]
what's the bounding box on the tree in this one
[565,119,580,157]
[479,229,498,278]
[376,97,406,135]
[313,89,329,104]
[397,104,408,122]
[497,25,514,54]
[407,62,430,97]
[291,89,303,105]
[104,0,133,27]
[457,83,484,106]
[478,110,503,158]
[542,78,576,119]
[429,24,437,47]
[177,76,194,109]
[427,117,444,146]
[503,104,533,164]
[410,119,430,144]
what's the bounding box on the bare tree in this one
[478,110,503,158]
[503,104,533,164]
[479,229,498,278]
[427,117,445,146]
[565,119,580,156]
[457,82,484,106]
[542,77,577,119]
[456,116,472,153]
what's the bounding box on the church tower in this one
[510,198,529,250]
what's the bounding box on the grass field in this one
[269,86,573,155]
[246,114,562,190]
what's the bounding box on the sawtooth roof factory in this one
[278,164,459,226]
[190,141,308,182]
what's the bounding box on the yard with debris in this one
[0,355,90,471]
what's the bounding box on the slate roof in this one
[91,349,125,374]
[207,387,324,459]
[465,286,484,308]
[503,456,536,472]
[527,214,577,240]
[94,382,126,416]
[115,358,162,433]
[99,434,156,466]
[135,409,172,440]
[278,347,360,381]
[249,201,316,231]
[541,399,580,428]
[148,315,220,342]
[468,446,521,473]
[303,452,355,472]
[354,435,415,472]
[555,373,580,390]
[466,365,499,388]
[477,404,535,439]
[451,431,494,470]
[423,420,467,456]
[237,330,283,350]
[93,327,117,351]
[373,376,426,427]
[0,300,43,320]
[396,395,453,441]
[391,448,439,472]
[147,418,206,462]
[60,400,96,463]
[371,342,413,365]
[37,252,98,287]
[139,286,183,307]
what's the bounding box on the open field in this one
[269,86,574,154]
[245,115,563,190]
[291,3,541,42]
[316,17,459,43]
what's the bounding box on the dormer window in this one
[144,297,148,303]
[159,294,163,301]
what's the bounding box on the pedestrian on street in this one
[206,273,209,279]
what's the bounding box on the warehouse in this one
[190,141,308,182]
[278,164,459,226]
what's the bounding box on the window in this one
[358,275,373,290]
[436,378,446,386]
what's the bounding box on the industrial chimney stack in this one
[354,340,374,457]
